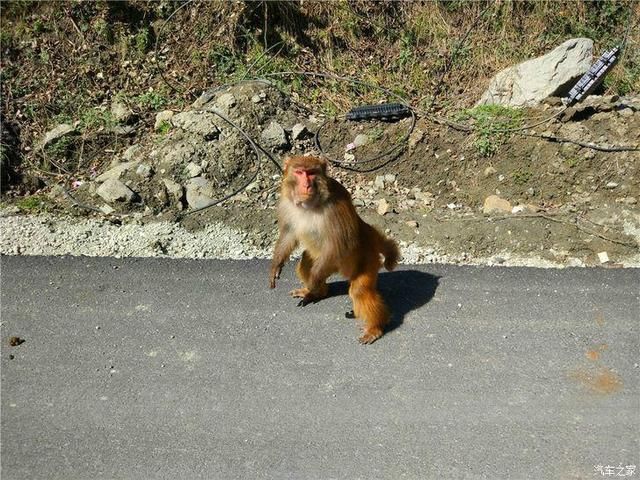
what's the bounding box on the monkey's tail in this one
[381,236,400,271]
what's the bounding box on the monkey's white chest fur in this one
[283,202,327,254]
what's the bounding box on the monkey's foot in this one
[290,288,310,298]
[345,310,355,319]
[290,288,317,307]
[359,328,383,345]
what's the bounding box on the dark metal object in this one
[563,46,620,106]
[346,103,412,121]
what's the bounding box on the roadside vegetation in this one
[1,0,638,192]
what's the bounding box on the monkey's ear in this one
[317,156,328,174]
[283,156,292,173]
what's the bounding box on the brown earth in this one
[172,92,640,267]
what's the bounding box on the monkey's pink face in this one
[293,168,318,198]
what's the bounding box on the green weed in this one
[457,105,524,157]
[156,120,172,135]
[16,195,48,212]
[135,91,168,111]
[512,169,533,186]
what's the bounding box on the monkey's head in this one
[283,155,330,209]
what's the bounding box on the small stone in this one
[251,94,263,104]
[95,161,140,183]
[154,110,174,131]
[384,174,396,184]
[100,204,115,215]
[618,108,634,118]
[605,182,618,189]
[377,198,390,216]
[260,121,288,150]
[408,129,425,149]
[483,195,512,214]
[122,144,142,161]
[374,176,385,189]
[96,178,136,204]
[511,205,526,214]
[40,124,75,148]
[9,336,24,346]
[484,166,497,177]
[185,162,203,178]
[111,99,134,124]
[353,134,369,148]
[290,123,307,140]
[597,251,610,264]
[186,177,215,209]
[135,164,153,178]
[405,220,419,228]
[216,93,236,111]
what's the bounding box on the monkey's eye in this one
[294,169,316,180]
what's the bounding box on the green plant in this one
[79,108,116,130]
[134,27,150,54]
[156,120,172,135]
[135,91,168,111]
[16,195,47,212]
[457,104,524,157]
[512,169,532,185]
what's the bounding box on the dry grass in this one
[1,0,638,191]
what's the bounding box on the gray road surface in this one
[1,256,638,480]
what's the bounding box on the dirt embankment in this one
[2,81,638,268]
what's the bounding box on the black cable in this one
[258,71,416,170]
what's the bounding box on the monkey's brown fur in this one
[270,155,400,344]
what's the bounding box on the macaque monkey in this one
[270,155,400,344]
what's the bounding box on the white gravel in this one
[0,210,269,260]
[0,209,604,268]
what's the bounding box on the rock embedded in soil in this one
[377,198,390,216]
[290,123,307,140]
[39,123,76,148]
[483,195,512,214]
[154,110,174,130]
[186,177,215,209]
[261,121,288,150]
[111,99,134,124]
[95,161,140,183]
[477,37,593,107]
[96,179,137,204]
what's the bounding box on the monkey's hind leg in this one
[348,271,390,344]
[290,251,329,306]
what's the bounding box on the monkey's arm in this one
[270,225,298,288]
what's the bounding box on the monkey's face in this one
[283,156,329,208]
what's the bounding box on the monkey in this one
[269,155,400,344]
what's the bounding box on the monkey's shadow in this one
[327,269,440,334]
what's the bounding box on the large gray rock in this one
[96,178,136,204]
[477,38,593,107]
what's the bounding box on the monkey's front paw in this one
[359,328,383,345]
[289,288,310,299]
[290,288,318,307]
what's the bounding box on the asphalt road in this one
[1,256,638,480]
